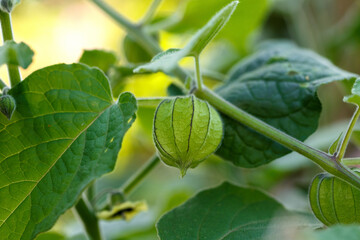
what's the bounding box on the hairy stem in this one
[91,0,360,190]
[343,158,360,166]
[90,0,189,84]
[137,97,169,108]
[74,196,102,240]
[195,87,360,189]
[0,11,21,87]
[122,155,160,195]
[337,106,360,160]
[194,56,203,91]
[90,0,160,56]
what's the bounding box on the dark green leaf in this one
[157,182,317,240]
[0,40,34,69]
[216,41,357,167]
[79,49,117,73]
[167,83,185,96]
[123,34,154,64]
[0,64,137,239]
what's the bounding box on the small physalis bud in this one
[0,94,15,120]
[153,95,223,177]
[0,0,19,13]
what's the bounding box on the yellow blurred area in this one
[1,0,180,83]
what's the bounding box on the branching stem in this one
[0,11,21,87]
[140,0,162,25]
[195,87,360,189]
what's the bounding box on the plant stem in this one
[140,0,162,25]
[194,56,203,91]
[188,68,226,82]
[0,11,21,87]
[121,155,160,195]
[74,196,102,240]
[90,0,189,84]
[343,158,360,166]
[137,97,169,108]
[90,0,161,56]
[195,87,360,189]
[87,181,96,203]
[337,106,360,160]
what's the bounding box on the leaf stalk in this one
[336,106,360,160]
[74,196,103,240]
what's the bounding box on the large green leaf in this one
[0,64,137,240]
[215,41,357,168]
[0,40,34,69]
[157,182,316,240]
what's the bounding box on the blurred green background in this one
[7,0,358,239]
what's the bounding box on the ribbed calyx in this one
[0,94,15,120]
[309,172,360,226]
[153,95,223,177]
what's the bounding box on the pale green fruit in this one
[309,172,360,226]
[153,95,223,176]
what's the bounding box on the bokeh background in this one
[5,0,360,239]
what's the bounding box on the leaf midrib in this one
[0,105,111,229]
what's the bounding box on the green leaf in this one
[134,1,238,74]
[182,0,238,56]
[79,49,117,73]
[123,34,155,64]
[0,64,137,239]
[0,40,34,69]
[168,0,268,53]
[344,78,360,105]
[134,48,181,74]
[215,41,357,168]
[157,182,317,240]
[328,133,342,155]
